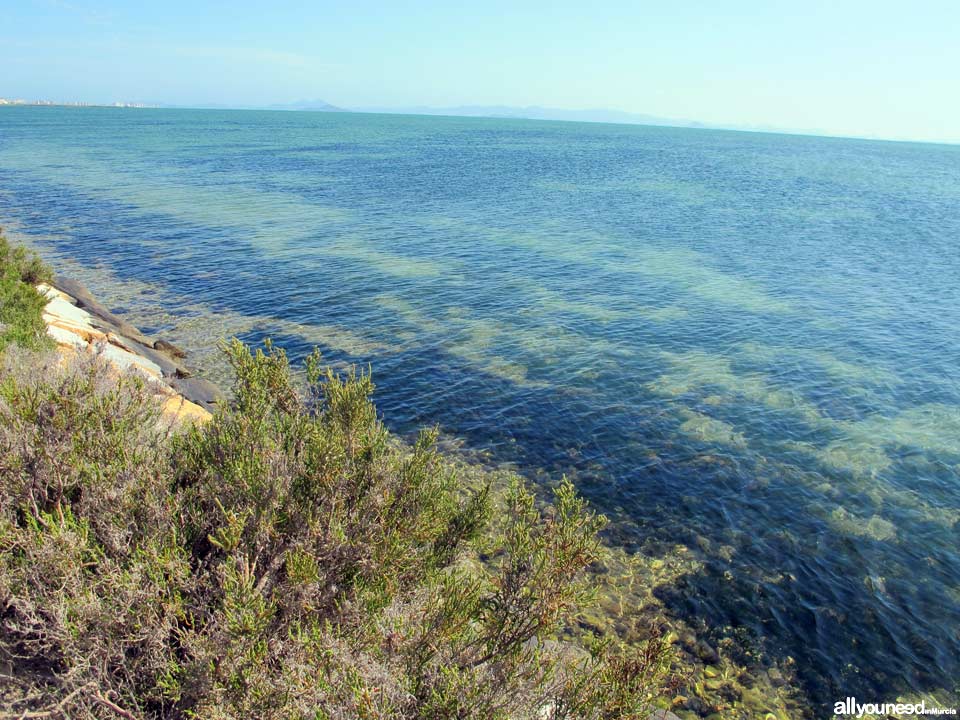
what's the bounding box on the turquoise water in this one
[2,107,959,713]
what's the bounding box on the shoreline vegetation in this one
[0,233,813,719]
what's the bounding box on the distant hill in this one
[353,104,705,128]
[349,104,837,137]
[267,99,345,112]
[154,100,827,138]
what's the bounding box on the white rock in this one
[46,323,87,348]
[46,319,107,343]
[94,340,163,378]
[42,295,95,328]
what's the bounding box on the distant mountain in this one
[349,104,842,137]
[353,104,705,128]
[267,99,345,112]
[152,100,831,138]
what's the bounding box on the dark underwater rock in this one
[171,375,225,409]
[154,338,187,358]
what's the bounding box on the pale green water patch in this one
[318,238,458,278]
[648,349,826,427]
[619,248,794,314]
[816,440,894,479]
[444,320,531,385]
[829,507,899,543]
[636,304,691,322]
[523,284,631,323]
[454,219,794,316]
[0,141,352,242]
[736,341,900,388]
[843,404,960,457]
[678,409,748,450]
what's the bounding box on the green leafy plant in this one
[0,232,54,351]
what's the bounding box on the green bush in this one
[0,232,53,351]
[0,339,674,719]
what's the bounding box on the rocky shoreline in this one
[38,275,225,426]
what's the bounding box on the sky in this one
[3,0,959,143]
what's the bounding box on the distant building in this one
[0,98,152,108]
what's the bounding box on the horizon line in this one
[2,97,958,147]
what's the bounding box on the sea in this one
[1,106,958,716]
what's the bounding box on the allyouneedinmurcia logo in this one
[834,697,957,717]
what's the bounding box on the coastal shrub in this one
[0,231,53,351]
[0,339,674,719]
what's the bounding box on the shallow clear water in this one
[2,107,959,713]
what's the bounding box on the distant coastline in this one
[0,97,153,108]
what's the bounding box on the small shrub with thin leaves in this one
[0,232,54,351]
[0,347,188,717]
[0,339,676,719]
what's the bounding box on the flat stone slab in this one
[41,294,96,328]
[46,323,88,349]
[94,340,163,378]
[47,318,108,343]
[52,276,153,346]
[39,278,221,427]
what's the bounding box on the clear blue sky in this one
[4,0,959,142]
